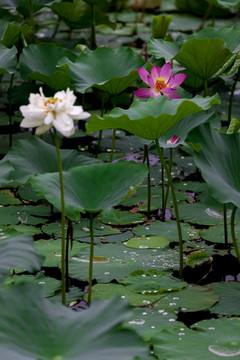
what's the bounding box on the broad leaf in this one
[87,95,220,140]
[30,161,148,219]
[58,46,144,94]
[209,0,240,8]
[174,38,232,80]
[0,233,43,278]
[0,136,101,186]
[186,26,240,53]
[153,318,240,360]
[190,123,240,208]
[0,283,147,360]
[19,43,77,90]
[148,38,180,59]
[0,44,17,75]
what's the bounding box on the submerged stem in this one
[155,140,183,277]
[54,129,66,305]
[230,205,240,263]
[88,213,95,305]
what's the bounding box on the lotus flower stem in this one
[95,95,107,158]
[161,148,165,219]
[109,95,117,163]
[228,67,240,124]
[29,0,35,40]
[143,145,151,219]
[66,219,73,293]
[53,129,66,305]
[8,73,14,148]
[230,205,240,263]
[155,140,183,277]
[204,80,209,97]
[88,213,95,305]
[162,148,173,221]
[90,4,97,49]
[223,204,228,246]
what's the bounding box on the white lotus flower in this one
[20,88,90,137]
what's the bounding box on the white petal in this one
[44,112,55,125]
[35,124,52,135]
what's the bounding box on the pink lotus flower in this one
[167,135,179,145]
[135,63,186,99]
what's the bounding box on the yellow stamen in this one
[45,97,58,106]
[154,77,168,92]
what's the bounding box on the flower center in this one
[154,77,168,92]
[44,97,59,106]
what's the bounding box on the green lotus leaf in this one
[0,23,30,47]
[227,117,240,134]
[186,250,212,268]
[210,282,240,315]
[19,43,77,90]
[87,95,220,140]
[57,46,144,94]
[186,26,240,53]
[200,223,240,243]
[0,159,15,187]
[51,0,115,30]
[120,269,187,294]
[0,0,62,8]
[0,136,101,186]
[30,161,148,220]
[0,189,21,205]
[0,234,43,278]
[209,0,240,8]
[154,285,219,312]
[0,283,147,360]
[175,202,226,225]
[123,235,169,249]
[86,283,162,306]
[69,242,183,282]
[0,205,50,225]
[99,209,147,226]
[0,44,17,75]
[148,38,180,59]
[152,318,240,360]
[158,112,217,148]
[190,123,240,208]
[174,38,232,80]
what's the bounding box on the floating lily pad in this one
[58,46,144,94]
[0,283,147,360]
[0,189,21,205]
[5,272,61,297]
[133,221,199,242]
[123,235,169,249]
[31,161,148,220]
[49,286,84,304]
[175,203,226,225]
[186,250,212,268]
[152,318,240,360]
[86,283,162,306]
[0,205,50,225]
[87,95,220,140]
[154,285,219,312]
[120,269,187,294]
[200,224,239,243]
[34,238,89,267]
[69,242,183,282]
[7,224,41,236]
[124,308,181,342]
[99,209,147,226]
[210,282,240,315]
[174,181,207,192]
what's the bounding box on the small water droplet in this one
[128,319,145,326]
[38,281,46,285]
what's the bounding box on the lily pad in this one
[210,282,240,315]
[186,250,212,268]
[120,269,187,294]
[58,46,144,94]
[99,209,147,226]
[31,161,148,220]
[86,283,162,306]
[133,221,199,242]
[86,95,220,140]
[152,318,240,360]
[175,203,226,225]
[0,205,50,225]
[153,285,219,312]
[123,235,169,249]
[0,189,21,205]
[124,308,181,342]
[0,283,147,360]
[200,224,239,243]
